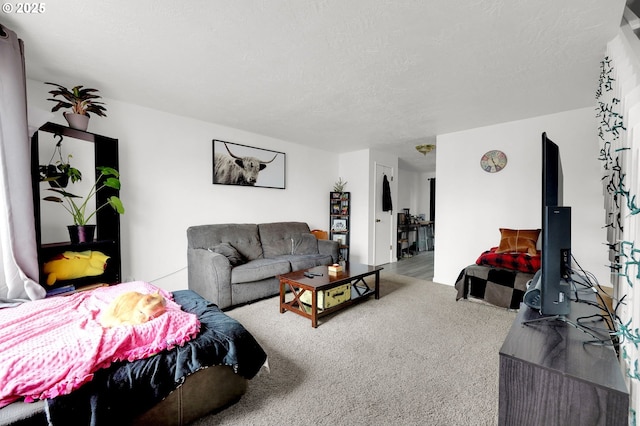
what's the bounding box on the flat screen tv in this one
[523,132,572,316]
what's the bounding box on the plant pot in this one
[40,164,69,188]
[63,112,90,131]
[68,225,96,244]
[49,173,69,188]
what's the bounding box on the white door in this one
[374,163,394,265]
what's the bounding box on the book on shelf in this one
[45,285,75,297]
[45,282,109,297]
[75,283,109,292]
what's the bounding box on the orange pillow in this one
[495,228,540,256]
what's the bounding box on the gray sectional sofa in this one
[187,222,339,309]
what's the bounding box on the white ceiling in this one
[1,0,625,172]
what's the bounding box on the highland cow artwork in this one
[212,140,285,189]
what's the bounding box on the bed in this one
[0,282,268,425]
[454,228,541,309]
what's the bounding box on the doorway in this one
[380,173,435,281]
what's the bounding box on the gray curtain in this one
[0,24,45,303]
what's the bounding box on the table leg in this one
[311,289,318,328]
[374,270,380,299]
[279,280,286,313]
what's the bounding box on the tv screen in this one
[542,132,562,208]
[523,132,572,316]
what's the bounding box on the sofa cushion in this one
[231,258,291,284]
[292,233,319,255]
[259,222,314,258]
[187,224,264,260]
[275,254,334,271]
[208,243,246,267]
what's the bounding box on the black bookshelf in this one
[329,191,350,262]
[31,122,121,290]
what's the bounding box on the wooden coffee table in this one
[279,263,382,328]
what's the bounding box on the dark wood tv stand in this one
[499,298,628,425]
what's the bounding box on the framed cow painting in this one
[212,140,286,189]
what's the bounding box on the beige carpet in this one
[192,272,516,426]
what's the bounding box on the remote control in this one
[304,272,314,278]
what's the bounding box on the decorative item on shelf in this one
[45,82,107,131]
[332,234,346,245]
[67,224,96,244]
[38,133,82,188]
[333,177,347,192]
[415,144,435,155]
[43,165,125,243]
[43,250,109,285]
[331,218,347,231]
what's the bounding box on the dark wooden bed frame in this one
[0,365,248,426]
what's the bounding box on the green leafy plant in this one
[333,177,347,192]
[45,82,108,117]
[43,166,124,226]
[38,135,82,188]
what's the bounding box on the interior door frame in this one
[373,162,394,266]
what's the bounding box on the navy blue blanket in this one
[46,290,267,425]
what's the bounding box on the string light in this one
[597,55,640,422]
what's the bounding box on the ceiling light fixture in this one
[415,144,435,155]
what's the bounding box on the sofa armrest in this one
[318,239,340,264]
[187,248,233,309]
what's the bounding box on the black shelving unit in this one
[31,122,121,290]
[329,191,350,262]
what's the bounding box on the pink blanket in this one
[0,281,200,407]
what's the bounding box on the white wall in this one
[337,149,370,264]
[27,79,340,292]
[433,107,607,287]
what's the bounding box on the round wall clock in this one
[480,150,507,173]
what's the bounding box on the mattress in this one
[0,289,267,425]
[455,264,534,309]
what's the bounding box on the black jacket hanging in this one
[382,174,393,211]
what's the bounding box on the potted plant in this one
[38,134,82,188]
[45,82,107,131]
[333,177,347,193]
[43,166,124,243]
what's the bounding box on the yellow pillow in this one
[495,228,540,256]
[43,250,110,285]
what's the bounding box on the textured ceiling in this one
[0,0,625,172]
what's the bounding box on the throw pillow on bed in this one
[495,228,540,256]
[208,242,246,266]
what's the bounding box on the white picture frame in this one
[331,218,347,231]
[332,234,346,245]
